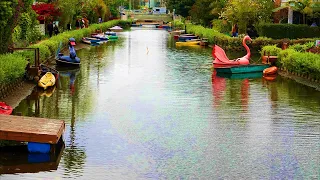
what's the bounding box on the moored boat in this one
[109,26,123,32]
[84,37,101,43]
[178,35,198,42]
[0,102,13,115]
[215,64,270,74]
[91,33,108,41]
[56,38,81,66]
[107,35,118,40]
[263,66,278,75]
[105,31,117,36]
[38,72,56,89]
[176,41,200,46]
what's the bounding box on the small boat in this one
[109,26,123,32]
[91,34,108,41]
[105,31,117,36]
[178,35,198,42]
[83,37,101,43]
[215,64,270,74]
[174,35,179,40]
[213,36,252,67]
[107,35,118,40]
[39,64,59,80]
[176,41,200,46]
[56,38,80,66]
[263,66,278,75]
[0,102,13,115]
[82,38,92,44]
[38,72,56,89]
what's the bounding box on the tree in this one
[189,0,217,26]
[220,0,273,33]
[210,0,227,17]
[166,0,196,17]
[32,3,61,22]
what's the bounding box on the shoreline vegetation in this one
[0,20,131,89]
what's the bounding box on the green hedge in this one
[261,43,320,79]
[185,24,316,50]
[0,53,27,85]
[278,49,320,79]
[0,20,131,86]
[260,45,282,56]
[255,23,320,39]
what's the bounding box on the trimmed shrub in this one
[260,45,282,56]
[0,53,27,85]
[256,23,320,39]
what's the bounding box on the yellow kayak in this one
[176,41,200,46]
[38,72,56,89]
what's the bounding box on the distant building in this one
[140,0,164,8]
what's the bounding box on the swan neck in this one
[243,38,251,58]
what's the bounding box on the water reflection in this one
[0,141,64,174]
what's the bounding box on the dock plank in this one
[0,114,65,144]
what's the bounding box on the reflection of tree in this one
[240,79,249,113]
[63,90,86,174]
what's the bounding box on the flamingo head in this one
[244,35,252,42]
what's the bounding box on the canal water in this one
[1,28,320,179]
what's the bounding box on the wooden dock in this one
[0,114,65,144]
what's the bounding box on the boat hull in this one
[215,64,270,74]
[176,41,200,46]
[217,72,263,79]
[56,55,80,66]
[38,72,56,89]
[0,102,13,115]
[263,66,278,75]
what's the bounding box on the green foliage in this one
[166,0,196,17]
[220,0,273,33]
[0,0,19,53]
[173,20,185,29]
[212,19,231,34]
[189,0,216,26]
[186,23,317,51]
[260,45,282,56]
[255,23,320,39]
[0,53,27,85]
[287,42,314,52]
[278,49,320,79]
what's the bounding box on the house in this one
[273,0,320,24]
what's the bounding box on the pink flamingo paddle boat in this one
[212,35,252,67]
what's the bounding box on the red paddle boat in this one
[0,102,13,115]
[213,35,252,67]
